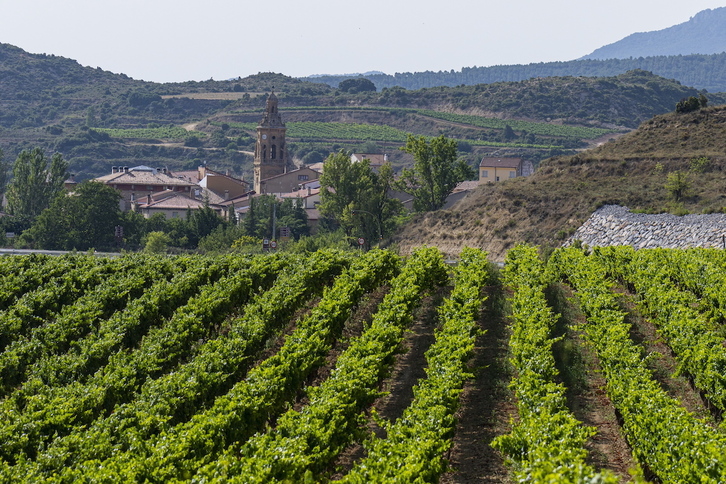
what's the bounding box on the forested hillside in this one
[290,70,716,128]
[308,52,726,93]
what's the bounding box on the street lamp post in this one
[351,209,382,244]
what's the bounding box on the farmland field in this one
[225,121,558,149]
[0,246,725,482]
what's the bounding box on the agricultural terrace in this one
[0,245,723,482]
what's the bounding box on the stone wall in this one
[566,205,726,249]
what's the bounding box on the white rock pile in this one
[565,205,726,249]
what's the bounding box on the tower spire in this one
[253,91,288,193]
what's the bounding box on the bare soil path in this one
[327,288,445,480]
[549,284,637,481]
[440,284,513,484]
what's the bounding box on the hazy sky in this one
[2,1,725,83]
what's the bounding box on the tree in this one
[243,196,259,237]
[665,170,690,202]
[20,181,122,250]
[320,151,403,245]
[0,148,8,203]
[189,204,224,243]
[278,198,309,240]
[675,94,708,113]
[338,78,377,94]
[396,135,474,212]
[6,148,68,219]
[144,231,171,254]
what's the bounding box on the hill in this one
[391,104,726,261]
[581,7,726,60]
[306,53,726,93]
[307,9,726,93]
[1,42,725,183]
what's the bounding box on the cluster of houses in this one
[90,92,532,233]
[93,163,324,227]
[90,155,531,231]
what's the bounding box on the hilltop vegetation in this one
[294,70,717,128]
[309,52,726,94]
[392,104,726,261]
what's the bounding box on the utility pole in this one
[271,201,277,242]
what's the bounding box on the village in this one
[85,92,531,243]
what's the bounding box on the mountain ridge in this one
[581,7,726,60]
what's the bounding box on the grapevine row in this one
[19,255,220,391]
[43,249,399,483]
[550,247,726,483]
[0,255,116,351]
[598,247,726,413]
[195,246,449,483]
[491,245,615,483]
[0,254,81,311]
[24,250,351,475]
[339,247,489,483]
[0,255,178,395]
[0,253,287,464]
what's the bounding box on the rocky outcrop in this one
[566,205,726,249]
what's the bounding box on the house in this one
[135,190,223,220]
[174,166,249,202]
[350,153,390,172]
[479,157,523,182]
[279,185,321,209]
[257,167,320,195]
[441,180,481,209]
[307,162,325,174]
[95,165,197,211]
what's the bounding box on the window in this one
[172,212,179,218]
[496,176,500,182]
[509,171,516,178]
[298,174,309,181]
[481,170,488,178]
[271,144,276,159]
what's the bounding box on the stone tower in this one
[253,92,288,194]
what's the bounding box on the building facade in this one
[94,165,197,211]
[479,157,523,182]
[253,92,288,193]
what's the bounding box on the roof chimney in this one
[384,153,388,162]
[224,190,229,200]
[147,194,152,204]
[112,166,117,173]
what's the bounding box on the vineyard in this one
[91,126,203,141]
[271,107,617,140]
[227,121,557,149]
[0,246,725,482]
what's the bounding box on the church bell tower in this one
[253,92,288,194]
